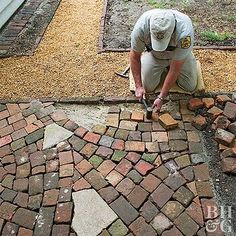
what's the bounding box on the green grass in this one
[147,0,166,9]
[201,31,235,42]
[227,15,236,23]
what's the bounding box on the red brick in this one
[18,227,33,236]
[215,128,235,147]
[216,95,231,105]
[222,157,236,174]
[52,225,70,236]
[97,160,116,176]
[59,151,73,165]
[6,104,20,115]
[59,178,73,187]
[131,111,144,121]
[43,189,59,206]
[0,125,14,137]
[159,113,178,130]
[75,159,93,175]
[73,178,91,191]
[127,186,149,208]
[191,115,207,130]
[106,170,123,186]
[207,106,223,119]
[12,119,27,131]
[55,202,73,223]
[46,160,59,173]
[202,98,214,108]
[125,152,141,163]
[51,110,67,122]
[115,159,132,175]
[223,102,236,120]
[140,174,161,192]
[34,120,44,128]
[74,126,88,137]
[11,128,27,140]
[8,113,23,124]
[129,217,156,236]
[25,124,38,133]
[116,178,135,196]
[111,139,125,150]
[95,146,113,158]
[0,110,10,120]
[73,151,83,164]
[186,202,204,226]
[83,132,101,144]
[135,160,154,175]
[125,141,145,152]
[0,202,17,220]
[188,98,204,111]
[0,135,12,147]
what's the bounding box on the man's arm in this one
[153,59,185,111]
[130,49,145,99]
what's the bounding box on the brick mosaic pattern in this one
[0,99,223,236]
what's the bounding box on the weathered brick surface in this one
[129,217,156,236]
[215,128,235,147]
[188,98,204,111]
[159,113,178,130]
[223,102,236,120]
[55,202,73,223]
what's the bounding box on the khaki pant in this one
[141,52,198,93]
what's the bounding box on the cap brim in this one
[151,33,171,52]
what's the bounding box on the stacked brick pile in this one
[188,94,236,174]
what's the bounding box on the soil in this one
[0,0,235,100]
[103,0,236,49]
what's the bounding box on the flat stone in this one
[1,188,17,202]
[110,196,139,225]
[168,129,187,140]
[207,106,223,119]
[188,98,203,111]
[151,213,173,235]
[169,140,188,152]
[194,163,210,181]
[214,116,231,130]
[127,185,149,208]
[202,98,214,108]
[191,115,207,130]
[152,165,169,180]
[43,123,73,149]
[127,169,143,184]
[116,178,135,196]
[72,189,118,236]
[34,207,55,236]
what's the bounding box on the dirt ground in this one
[103,0,236,49]
[0,0,235,100]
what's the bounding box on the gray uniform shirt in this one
[131,9,194,60]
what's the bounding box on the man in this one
[130,9,198,112]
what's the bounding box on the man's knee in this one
[177,76,197,92]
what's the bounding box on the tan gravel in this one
[0,0,235,100]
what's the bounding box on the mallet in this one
[141,98,153,120]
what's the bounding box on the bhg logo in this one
[206,206,233,233]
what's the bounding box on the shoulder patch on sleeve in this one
[180,36,191,49]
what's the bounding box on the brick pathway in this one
[0,99,223,235]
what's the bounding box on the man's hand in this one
[135,86,145,101]
[152,97,163,113]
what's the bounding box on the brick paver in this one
[0,98,228,236]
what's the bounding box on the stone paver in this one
[0,99,222,235]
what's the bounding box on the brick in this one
[129,217,156,236]
[127,185,149,208]
[73,178,91,191]
[11,128,27,141]
[97,160,116,176]
[16,162,30,179]
[4,162,16,174]
[186,202,204,226]
[0,109,9,120]
[161,201,184,220]
[175,154,191,168]
[11,138,26,151]
[119,120,137,131]
[228,121,236,135]
[28,194,43,210]
[110,196,139,225]
[95,146,113,158]
[89,155,103,168]
[162,226,183,236]
[115,158,132,175]
[115,129,129,140]
[138,122,152,132]
[74,126,88,137]
[194,163,210,181]
[120,110,131,120]
[151,183,174,208]
[106,114,119,127]
[151,213,173,235]
[51,110,67,121]
[201,198,219,220]
[99,135,114,147]
[0,135,12,147]
[83,132,101,144]
[140,200,159,222]
[80,143,98,158]
[0,125,14,137]
[25,114,37,124]
[173,186,195,207]
[142,132,151,142]
[115,178,135,196]
[216,95,231,104]
[174,212,199,236]
[2,222,19,236]
[44,172,59,190]
[35,106,55,119]
[141,153,157,163]
[232,93,236,103]
[125,152,141,163]
[164,173,187,191]
[180,166,194,181]
[223,102,236,120]
[6,104,21,117]
[13,178,28,192]
[75,159,93,175]
[25,128,44,145]
[131,111,144,121]
[151,131,168,142]
[110,139,124,151]
[13,192,29,208]
[215,128,235,147]
[202,98,214,108]
[46,160,59,172]
[12,119,27,131]
[0,118,7,129]
[42,189,59,206]
[140,174,161,192]
[135,160,154,175]
[127,170,143,184]
[106,170,123,186]
[1,188,17,202]
[2,154,14,164]
[60,164,74,177]
[128,130,141,141]
[29,151,45,167]
[98,186,119,203]
[55,202,73,223]
[159,113,178,130]
[1,174,14,188]
[145,142,160,153]
[105,127,117,137]
[12,208,38,229]
[0,104,6,112]
[73,151,83,164]
[191,115,207,130]
[188,98,204,111]
[0,202,17,220]
[108,219,128,236]
[207,106,223,119]
[68,135,87,152]
[58,151,73,165]
[125,141,145,152]
[29,174,43,195]
[18,228,33,236]
[214,116,231,130]
[221,157,236,174]
[58,186,72,202]
[85,169,108,190]
[52,225,70,236]
[187,131,201,142]
[8,112,23,124]
[169,140,188,152]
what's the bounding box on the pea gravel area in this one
[0,0,235,100]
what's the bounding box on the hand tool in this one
[115,65,130,79]
[141,97,153,120]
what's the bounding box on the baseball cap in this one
[150,11,175,51]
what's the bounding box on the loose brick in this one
[191,115,207,130]
[216,95,231,105]
[188,98,204,111]
[207,106,223,119]
[202,97,214,108]
[215,128,235,147]
[214,116,231,130]
[223,102,236,120]
[221,157,236,174]
[55,202,73,223]
[159,113,178,130]
[51,110,67,121]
